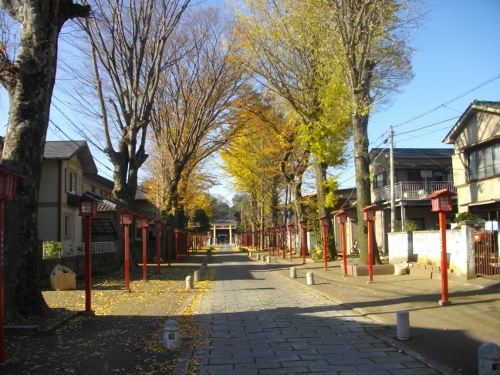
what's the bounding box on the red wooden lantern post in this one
[0,166,24,366]
[299,221,307,264]
[363,205,377,283]
[281,226,287,259]
[154,220,163,273]
[427,189,456,306]
[174,227,180,260]
[319,216,330,270]
[287,223,294,260]
[78,197,98,314]
[119,209,134,291]
[138,215,150,281]
[165,224,172,267]
[336,211,348,277]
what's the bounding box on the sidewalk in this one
[4,252,211,374]
[189,246,446,375]
[250,249,500,375]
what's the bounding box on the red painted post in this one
[165,224,172,267]
[335,211,348,277]
[155,221,162,273]
[362,206,377,283]
[118,209,133,291]
[124,224,130,291]
[299,221,307,264]
[84,216,92,310]
[288,223,294,260]
[367,220,374,283]
[322,224,328,270]
[319,216,330,270]
[340,223,347,276]
[174,228,179,260]
[427,188,456,306]
[439,211,449,304]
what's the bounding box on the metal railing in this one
[43,241,116,259]
[373,181,456,203]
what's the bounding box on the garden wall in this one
[388,221,476,278]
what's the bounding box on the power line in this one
[392,73,500,129]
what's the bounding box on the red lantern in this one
[362,205,377,221]
[119,209,133,225]
[427,189,456,212]
[138,215,150,228]
[155,220,163,231]
[319,215,330,227]
[336,210,348,224]
[78,197,97,217]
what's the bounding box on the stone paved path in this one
[190,245,441,374]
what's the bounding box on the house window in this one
[91,185,96,193]
[66,171,78,194]
[64,214,71,238]
[374,172,386,188]
[469,142,500,181]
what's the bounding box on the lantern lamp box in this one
[50,265,76,291]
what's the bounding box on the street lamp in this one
[78,197,97,315]
[119,209,134,291]
[319,215,330,270]
[287,223,294,260]
[336,210,348,277]
[165,224,172,267]
[299,221,307,264]
[154,220,163,273]
[0,166,24,366]
[427,188,456,306]
[138,215,150,281]
[362,205,377,283]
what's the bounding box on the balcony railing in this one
[43,241,117,259]
[373,181,456,203]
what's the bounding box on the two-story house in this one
[443,100,500,221]
[370,148,456,252]
[39,140,118,254]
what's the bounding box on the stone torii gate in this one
[210,219,237,245]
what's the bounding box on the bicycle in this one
[349,240,359,255]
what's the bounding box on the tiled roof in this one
[443,100,500,144]
[44,141,98,174]
[370,148,454,158]
[471,100,500,110]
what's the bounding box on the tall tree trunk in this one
[0,0,90,322]
[312,153,337,258]
[352,94,371,265]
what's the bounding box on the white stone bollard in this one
[185,275,193,289]
[249,251,252,258]
[306,272,315,285]
[397,310,410,341]
[266,256,271,263]
[163,320,180,349]
[478,342,500,375]
[290,267,297,279]
[194,270,200,282]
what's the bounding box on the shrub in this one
[44,241,63,258]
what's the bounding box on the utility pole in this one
[390,126,395,232]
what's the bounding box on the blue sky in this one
[1,0,499,199]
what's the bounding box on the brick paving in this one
[189,245,445,374]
